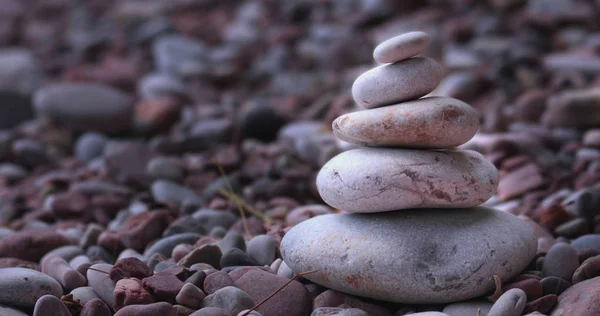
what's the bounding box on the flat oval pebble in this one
[570,234,600,252]
[281,207,536,303]
[201,286,255,315]
[442,300,492,316]
[0,268,62,309]
[352,57,443,109]
[87,263,116,309]
[373,31,431,64]
[487,288,527,316]
[572,255,600,283]
[176,283,205,309]
[246,235,277,266]
[42,255,87,292]
[0,305,28,316]
[143,233,202,260]
[190,307,233,316]
[70,287,101,306]
[33,83,134,134]
[332,97,479,148]
[32,294,71,316]
[80,298,111,316]
[316,148,499,213]
[113,302,177,316]
[0,230,71,262]
[311,308,369,316]
[542,242,579,280]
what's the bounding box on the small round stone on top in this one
[373,31,431,64]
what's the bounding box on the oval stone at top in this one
[373,31,431,64]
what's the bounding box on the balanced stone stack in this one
[281,32,538,304]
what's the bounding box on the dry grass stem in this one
[216,163,251,239]
[486,274,503,302]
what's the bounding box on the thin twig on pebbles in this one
[216,163,251,239]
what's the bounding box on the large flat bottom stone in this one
[281,207,536,304]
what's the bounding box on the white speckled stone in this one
[373,31,431,64]
[352,57,443,109]
[332,97,479,148]
[0,268,62,309]
[280,208,537,304]
[316,148,498,213]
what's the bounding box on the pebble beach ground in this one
[1,1,600,316]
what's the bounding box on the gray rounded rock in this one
[33,83,133,134]
[201,286,255,315]
[0,268,62,309]
[70,286,101,306]
[281,208,536,304]
[0,305,28,316]
[316,148,499,213]
[352,57,443,109]
[310,308,369,316]
[487,288,527,316]
[571,234,600,252]
[0,48,43,95]
[373,31,431,64]
[147,157,184,182]
[332,97,479,148]
[442,299,492,316]
[33,294,71,316]
[143,233,202,260]
[151,180,203,207]
[246,235,277,266]
[542,242,579,280]
[86,263,116,309]
[74,133,108,162]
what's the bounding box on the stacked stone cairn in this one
[281,32,538,304]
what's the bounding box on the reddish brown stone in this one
[552,277,600,315]
[117,210,173,250]
[502,278,543,301]
[313,289,392,316]
[105,143,155,187]
[0,257,41,270]
[229,267,312,316]
[142,272,184,303]
[572,255,600,284]
[524,294,557,314]
[135,97,182,135]
[110,257,154,283]
[0,230,70,261]
[114,277,156,311]
[498,163,545,201]
[98,230,125,254]
[537,204,576,231]
[50,191,90,219]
